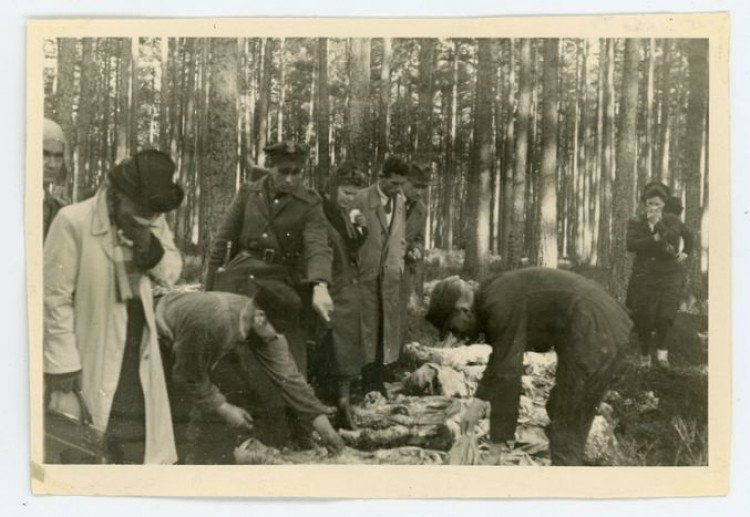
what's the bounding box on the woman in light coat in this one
[44,150,183,464]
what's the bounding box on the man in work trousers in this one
[426,268,632,465]
[155,280,344,462]
[399,163,430,343]
[205,141,335,447]
[349,156,409,396]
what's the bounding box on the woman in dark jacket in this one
[626,182,687,368]
[317,164,370,429]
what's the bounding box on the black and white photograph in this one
[26,13,730,498]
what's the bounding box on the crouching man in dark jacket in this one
[426,268,632,465]
[155,280,344,461]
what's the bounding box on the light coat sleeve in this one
[43,210,82,374]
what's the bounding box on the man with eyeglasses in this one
[205,141,334,448]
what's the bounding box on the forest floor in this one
[176,252,709,466]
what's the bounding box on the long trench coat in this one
[44,188,181,464]
[323,203,369,375]
[350,184,406,365]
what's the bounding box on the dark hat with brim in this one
[382,155,409,178]
[425,276,464,337]
[407,163,432,187]
[109,150,184,213]
[640,180,671,203]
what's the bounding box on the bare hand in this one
[118,213,153,251]
[251,310,278,341]
[677,252,688,264]
[407,248,422,262]
[312,284,334,323]
[216,403,253,431]
[354,213,367,228]
[312,414,345,455]
[460,398,488,436]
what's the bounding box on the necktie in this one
[385,196,393,215]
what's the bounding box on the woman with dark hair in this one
[626,182,685,368]
[316,163,370,429]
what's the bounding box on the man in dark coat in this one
[316,164,369,429]
[426,268,632,466]
[205,141,334,446]
[400,163,430,343]
[155,280,344,462]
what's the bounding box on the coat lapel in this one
[90,188,118,263]
[369,185,389,233]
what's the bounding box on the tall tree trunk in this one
[75,38,96,201]
[463,39,494,278]
[115,38,131,164]
[195,38,210,246]
[525,40,538,261]
[55,38,76,197]
[591,39,606,266]
[376,38,392,172]
[99,39,112,178]
[683,40,709,298]
[159,38,171,153]
[129,37,139,153]
[508,39,532,269]
[644,37,656,186]
[611,39,640,300]
[416,38,435,166]
[176,38,197,247]
[576,40,589,262]
[597,39,616,270]
[317,38,332,196]
[443,41,461,250]
[256,38,273,166]
[349,38,372,172]
[501,39,516,261]
[658,39,673,183]
[537,39,559,268]
[200,39,239,258]
[276,37,286,142]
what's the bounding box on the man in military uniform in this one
[400,163,430,338]
[205,141,334,447]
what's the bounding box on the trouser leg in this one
[546,353,618,466]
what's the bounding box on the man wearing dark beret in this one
[626,182,687,368]
[426,268,632,466]
[44,149,184,464]
[205,141,335,447]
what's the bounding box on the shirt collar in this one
[376,182,388,205]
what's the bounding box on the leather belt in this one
[241,247,297,266]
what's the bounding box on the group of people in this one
[43,118,430,464]
[43,113,694,466]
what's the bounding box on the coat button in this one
[274,199,279,204]
[249,274,255,279]
[352,279,358,285]
[262,233,268,238]
[143,354,150,360]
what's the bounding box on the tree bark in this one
[537,39,559,268]
[200,39,239,258]
[501,39,516,261]
[75,38,96,201]
[611,39,640,300]
[597,39,616,270]
[463,39,494,278]
[658,39,673,183]
[277,38,286,142]
[416,38,435,166]
[349,38,372,172]
[55,38,76,197]
[508,39,532,269]
[317,38,332,197]
[683,40,709,298]
[644,37,656,185]
[177,38,197,247]
[129,37,139,153]
[256,38,273,166]
[376,38,393,172]
[443,40,461,250]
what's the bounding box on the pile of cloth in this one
[235,341,619,465]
